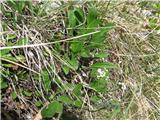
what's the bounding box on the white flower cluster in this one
[97,68,106,78]
[142,10,152,17]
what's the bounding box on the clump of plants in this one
[0,1,115,119]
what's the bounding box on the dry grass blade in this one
[0,31,100,50]
[0,57,40,74]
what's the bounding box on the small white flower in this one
[142,10,152,16]
[82,72,87,77]
[118,82,127,91]
[97,69,106,78]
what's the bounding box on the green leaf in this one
[74,100,82,107]
[91,29,107,44]
[49,94,56,101]
[74,8,84,23]
[89,23,114,47]
[1,63,13,68]
[17,1,25,13]
[63,83,75,91]
[90,68,98,78]
[1,54,26,65]
[16,55,26,62]
[90,79,108,93]
[91,95,101,103]
[80,48,90,58]
[91,62,116,69]
[23,90,32,97]
[95,53,109,58]
[105,23,115,30]
[87,19,100,28]
[87,6,98,24]
[69,55,79,70]
[0,49,11,57]
[16,38,28,45]
[70,41,83,53]
[7,34,16,40]
[1,54,17,61]
[0,78,8,89]
[35,91,42,97]
[57,95,73,104]
[73,84,82,97]
[11,91,17,100]
[34,101,43,107]
[41,101,63,118]
[54,43,61,52]
[41,70,51,92]
[68,10,77,28]
[62,65,70,75]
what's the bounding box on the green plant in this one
[1,1,115,119]
[40,4,115,118]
